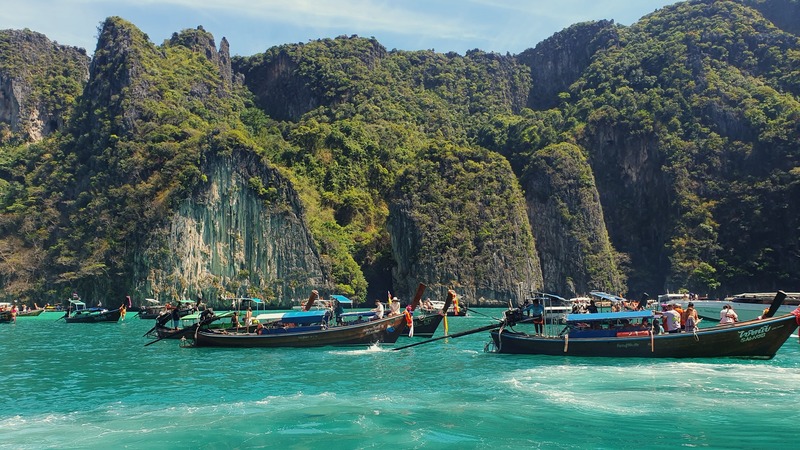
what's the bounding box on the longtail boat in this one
[489,291,799,359]
[190,288,416,348]
[409,287,453,338]
[63,300,121,323]
[17,308,45,317]
[193,313,407,348]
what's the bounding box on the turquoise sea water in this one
[2,310,799,449]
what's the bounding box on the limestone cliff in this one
[525,143,624,297]
[134,150,329,304]
[517,20,619,110]
[168,26,234,90]
[389,143,543,305]
[233,36,388,121]
[0,29,89,142]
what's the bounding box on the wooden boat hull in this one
[65,309,122,323]
[194,315,407,348]
[17,309,45,317]
[138,307,164,319]
[490,312,800,359]
[154,323,258,340]
[412,313,444,338]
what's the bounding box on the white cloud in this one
[1,0,675,56]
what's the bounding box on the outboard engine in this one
[504,308,524,326]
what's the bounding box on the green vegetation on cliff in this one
[1,0,799,304]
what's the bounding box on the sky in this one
[2,0,679,57]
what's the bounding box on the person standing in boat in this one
[529,299,545,335]
[170,304,181,329]
[719,305,738,324]
[662,304,681,333]
[673,303,685,331]
[245,307,253,327]
[333,299,344,325]
[683,302,700,333]
[587,300,598,314]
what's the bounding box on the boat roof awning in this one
[181,311,235,321]
[255,310,329,325]
[68,299,86,307]
[145,299,161,304]
[340,311,377,319]
[567,310,655,323]
[589,291,627,303]
[176,299,196,304]
[330,295,353,304]
[529,292,568,302]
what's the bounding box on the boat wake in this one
[329,342,387,355]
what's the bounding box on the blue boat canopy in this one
[566,310,655,323]
[255,310,329,325]
[330,295,353,304]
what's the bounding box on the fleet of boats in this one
[4,287,800,360]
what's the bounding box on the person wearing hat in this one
[388,298,401,316]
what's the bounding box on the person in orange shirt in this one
[673,303,685,331]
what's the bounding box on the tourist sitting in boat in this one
[388,299,401,316]
[372,300,385,319]
[720,305,738,324]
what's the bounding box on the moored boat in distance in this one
[488,291,799,359]
[63,299,121,323]
[428,297,467,316]
[138,299,165,319]
[17,308,45,317]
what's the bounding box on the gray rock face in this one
[525,143,624,297]
[518,20,618,110]
[136,151,329,304]
[0,29,89,142]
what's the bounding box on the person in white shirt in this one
[662,304,681,333]
[719,305,738,324]
[372,300,385,319]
